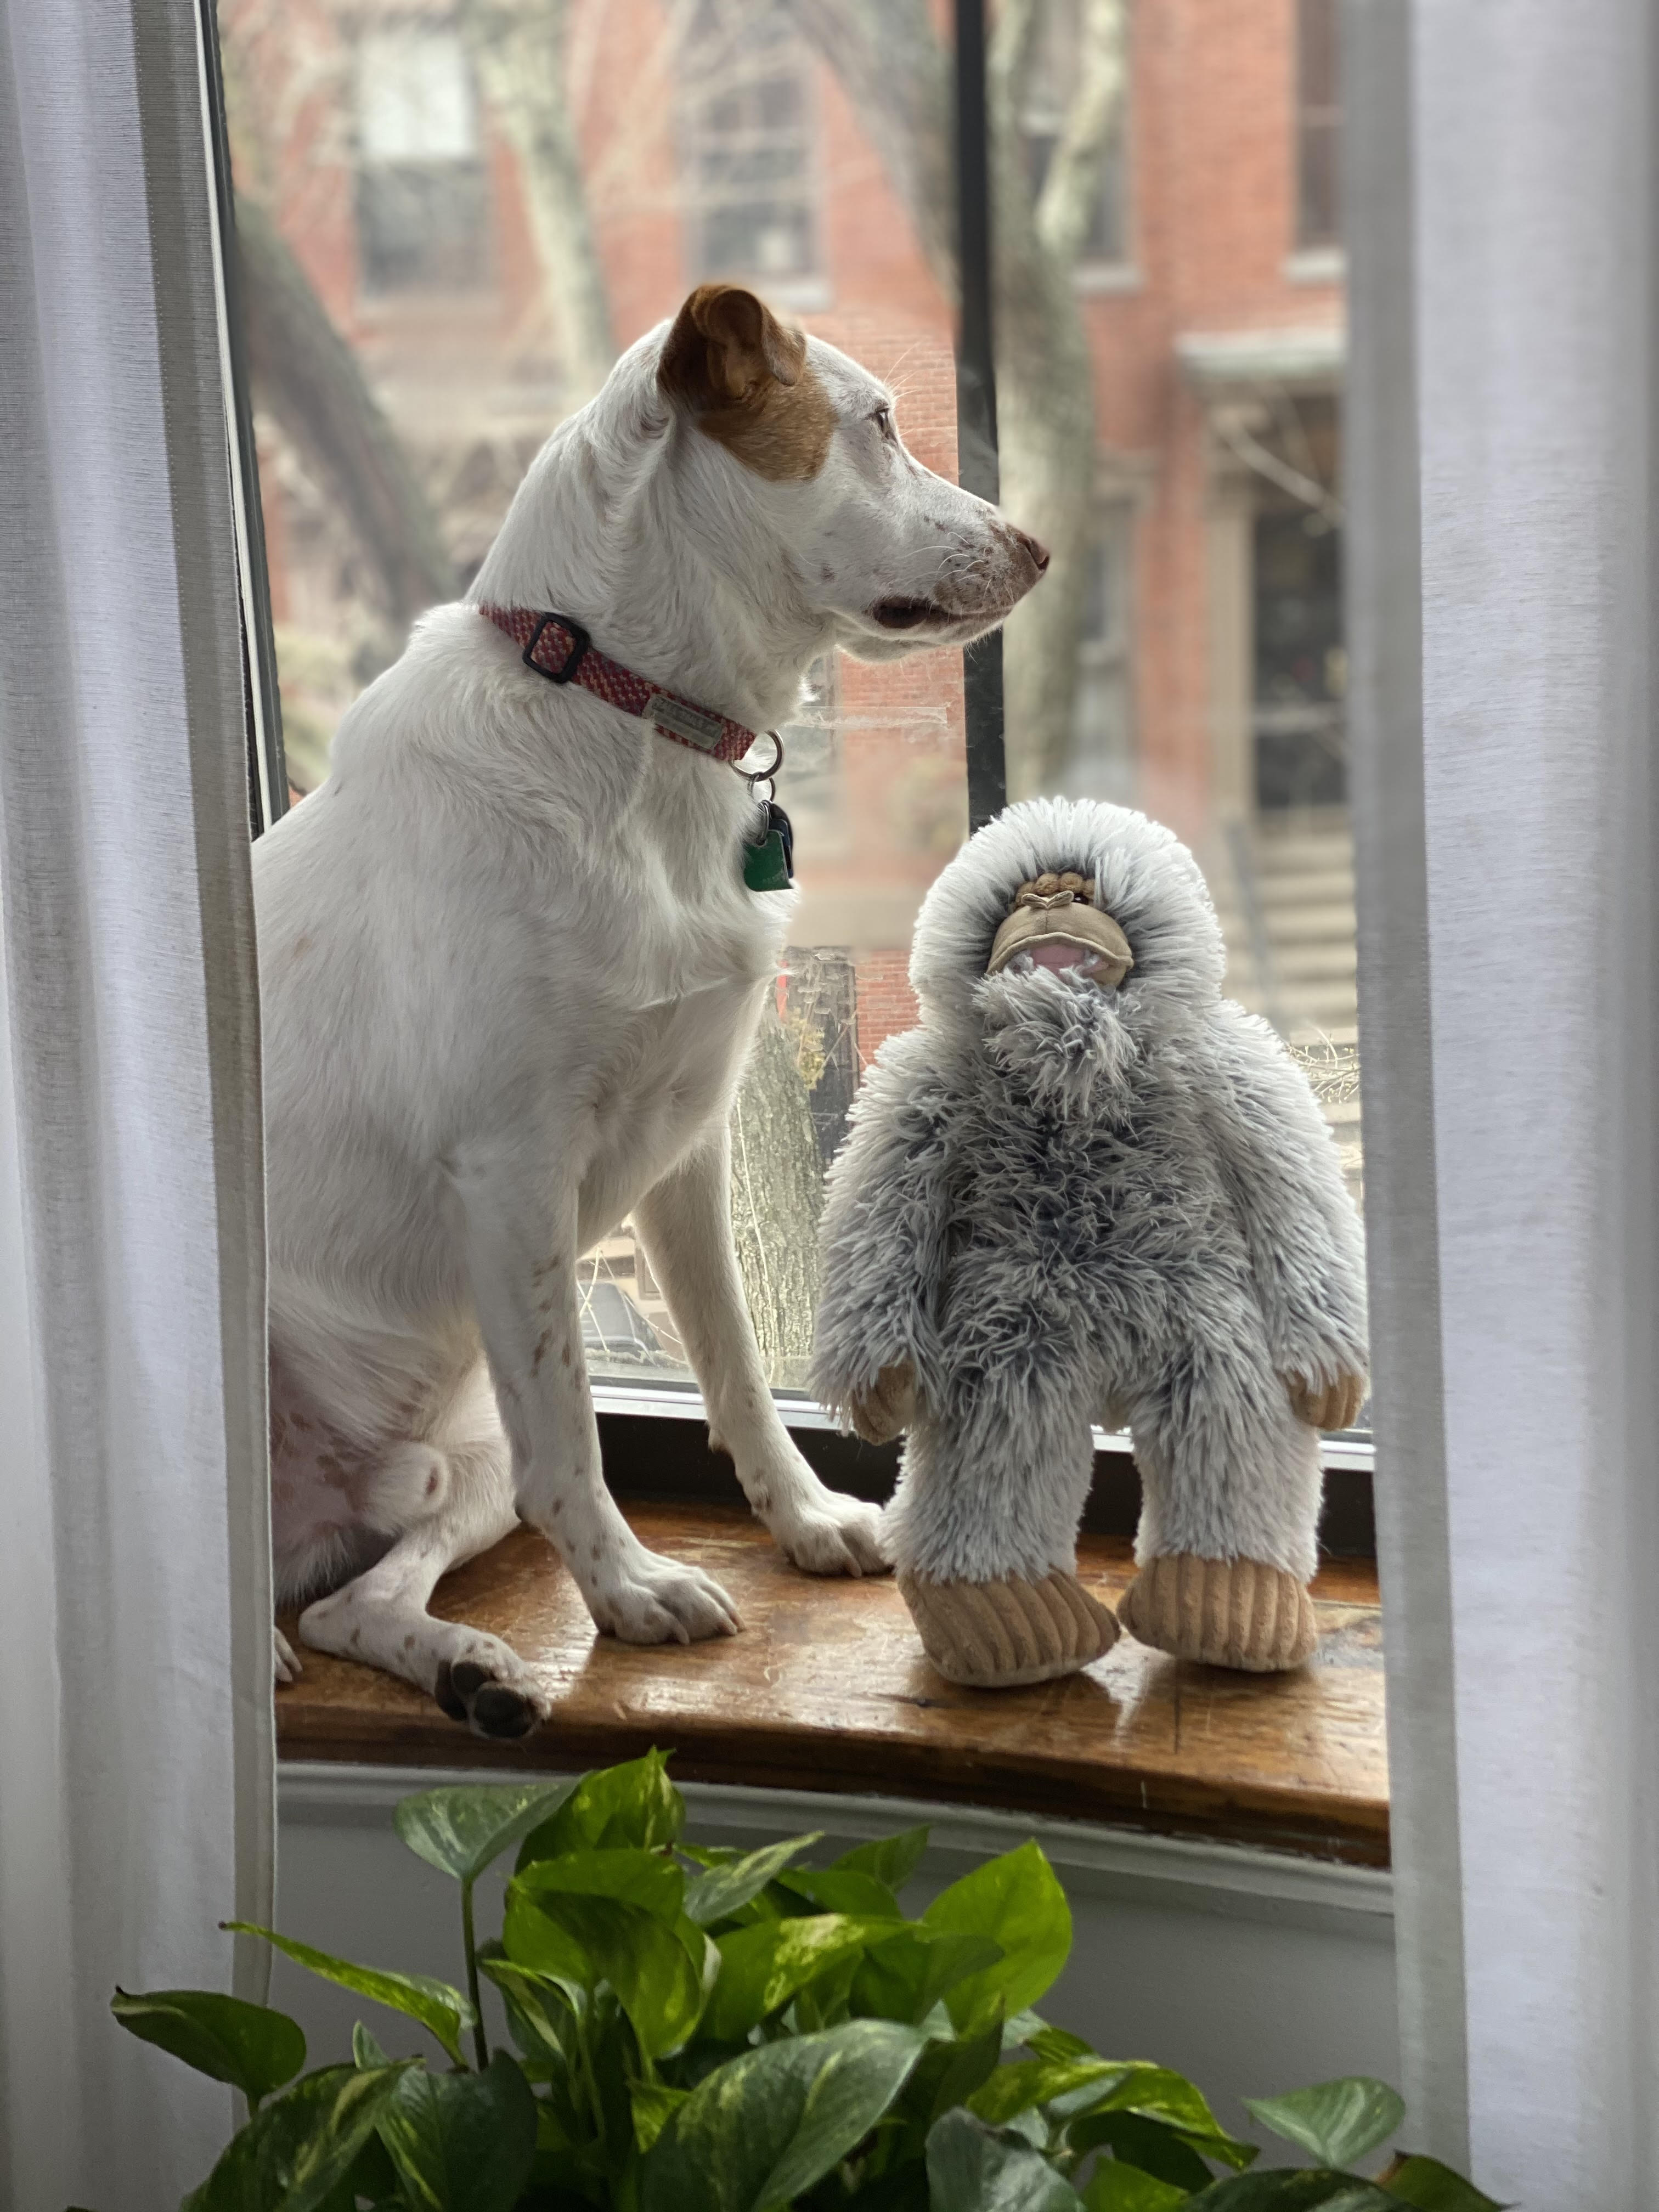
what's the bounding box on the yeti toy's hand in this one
[848,1362,917,1446]
[1286,1370,1367,1432]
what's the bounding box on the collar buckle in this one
[523,612,592,685]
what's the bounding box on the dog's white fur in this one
[256,297,1045,1735]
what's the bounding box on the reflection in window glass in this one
[224,0,1362,1397]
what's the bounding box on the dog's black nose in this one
[1012,527,1050,575]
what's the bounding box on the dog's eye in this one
[871,406,895,441]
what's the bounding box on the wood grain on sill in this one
[276,1506,1388,1867]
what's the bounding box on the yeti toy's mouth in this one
[1008,945,1120,988]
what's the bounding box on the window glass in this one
[225,0,1362,1415]
[1295,0,1342,250]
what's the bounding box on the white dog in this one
[258,285,1047,1735]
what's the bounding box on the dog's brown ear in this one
[658,284,808,413]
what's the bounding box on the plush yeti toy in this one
[812,797,1367,1688]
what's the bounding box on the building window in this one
[1021,0,1131,269]
[679,1,822,290]
[353,24,492,295]
[1295,0,1341,250]
[1252,504,1346,811]
[1068,504,1137,798]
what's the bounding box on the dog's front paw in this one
[771,1488,890,1578]
[274,1627,302,1685]
[589,1551,743,1645]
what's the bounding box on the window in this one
[224,0,1364,1435]
[1066,503,1137,800]
[353,24,492,294]
[678,0,822,292]
[1295,0,1341,250]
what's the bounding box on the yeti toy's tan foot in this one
[898,1568,1119,1688]
[1118,1553,1317,1672]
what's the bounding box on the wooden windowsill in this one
[277,1505,1387,1869]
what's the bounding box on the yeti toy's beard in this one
[973,961,1141,1118]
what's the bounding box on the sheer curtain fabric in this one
[1349,0,1659,2203]
[0,1,275,2207]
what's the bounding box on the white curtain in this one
[0,0,275,2205]
[1349,1,1659,2203]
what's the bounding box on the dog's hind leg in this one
[296,1374,551,1739]
[635,1132,889,1577]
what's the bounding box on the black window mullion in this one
[196,0,289,838]
[953,0,1007,832]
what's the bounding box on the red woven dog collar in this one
[478,603,761,766]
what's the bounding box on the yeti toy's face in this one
[985,873,1134,990]
[907,798,1228,1121]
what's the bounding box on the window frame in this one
[208,0,1373,1483]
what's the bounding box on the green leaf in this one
[224,1923,475,2069]
[1082,2163,1190,2211]
[923,2108,1086,2210]
[1073,2067,1255,2170]
[477,1955,579,2063]
[970,2055,1126,2126]
[1071,2114,1217,2192]
[891,2011,1005,2155]
[1377,2157,1506,2211]
[503,1888,705,2057]
[1184,2175,1397,2210]
[682,1834,822,1927]
[515,1847,687,1925]
[376,2050,539,2212]
[923,1844,1071,2034]
[181,2062,414,2212]
[110,1987,305,2104]
[353,2022,391,2069]
[516,1751,684,1866]
[1243,2081,1406,2172]
[631,2080,690,2155]
[777,1865,906,1921]
[1017,2020,1098,2063]
[854,1927,1006,2025]
[394,1781,577,1886]
[793,1946,865,2033]
[703,1913,883,2043]
[641,2018,927,2212]
[837,1826,932,1895]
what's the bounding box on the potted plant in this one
[106,1754,1498,2211]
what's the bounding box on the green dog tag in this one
[742,799,794,891]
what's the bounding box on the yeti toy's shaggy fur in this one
[812,796,1367,1620]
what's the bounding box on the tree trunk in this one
[235,195,456,624]
[781,0,1126,799]
[456,0,617,404]
[990,0,1126,795]
[729,1006,826,1389]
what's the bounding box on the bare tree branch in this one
[1034,0,1126,267]
[781,0,1128,795]
[780,0,957,298]
[235,194,456,623]
[456,0,617,401]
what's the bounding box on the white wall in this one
[276,1765,1400,2164]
